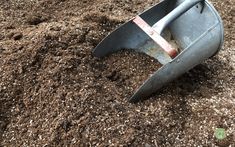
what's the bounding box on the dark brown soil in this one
[0,0,234,146]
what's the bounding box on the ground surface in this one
[0,0,234,146]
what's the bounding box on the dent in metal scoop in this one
[93,0,224,102]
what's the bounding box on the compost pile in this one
[0,0,234,146]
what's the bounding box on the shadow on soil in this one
[139,56,233,144]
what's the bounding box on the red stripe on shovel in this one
[133,16,178,58]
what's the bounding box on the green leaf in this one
[215,128,226,140]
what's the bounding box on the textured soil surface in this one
[0,0,234,146]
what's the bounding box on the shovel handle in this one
[153,0,205,34]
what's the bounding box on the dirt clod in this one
[27,14,48,25]
[12,32,23,40]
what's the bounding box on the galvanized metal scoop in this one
[93,0,224,102]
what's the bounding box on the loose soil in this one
[0,0,234,146]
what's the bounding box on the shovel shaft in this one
[153,0,204,34]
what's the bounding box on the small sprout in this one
[215,128,226,140]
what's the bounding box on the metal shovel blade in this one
[92,0,224,102]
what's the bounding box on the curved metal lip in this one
[170,0,224,61]
[205,0,224,52]
[167,0,224,61]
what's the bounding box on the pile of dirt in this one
[0,0,234,146]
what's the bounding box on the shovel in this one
[93,0,224,102]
